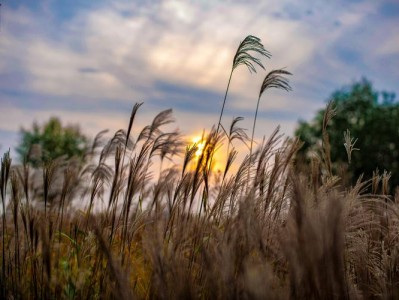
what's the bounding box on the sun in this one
[191,136,205,158]
[189,134,223,173]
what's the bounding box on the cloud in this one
[0,0,398,157]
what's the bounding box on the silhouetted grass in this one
[1,104,399,299]
[1,35,398,299]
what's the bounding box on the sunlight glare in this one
[192,135,205,157]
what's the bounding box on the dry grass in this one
[1,103,399,299]
[1,36,398,299]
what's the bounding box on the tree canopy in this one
[16,117,88,166]
[295,78,398,189]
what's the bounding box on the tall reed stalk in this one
[0,151,11,299]
[217,35,271,135]
[248,69,292,189]
[212,35,270,183]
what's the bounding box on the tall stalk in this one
[216,35,271,135]
[212,35,271,183]
[248,69,292,188]
[217,70,233,134]
[0,151,11,299]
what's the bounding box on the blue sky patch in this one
[152,80,222,113]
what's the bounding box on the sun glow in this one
[188,134,224,173]
[192,135,205,157]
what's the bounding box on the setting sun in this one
[192,135,205,157]
[188,134,224,173]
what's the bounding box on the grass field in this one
[1,36,399,299]
[1,103,399,299]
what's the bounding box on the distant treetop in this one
[16,117,88,166]
[295,78,399,190]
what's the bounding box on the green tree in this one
[295,78,398,189]
[16,117,88,166]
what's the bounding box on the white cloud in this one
[2,1,322,96]
[0,0,398,155]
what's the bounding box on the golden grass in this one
[1,103,399,299]
[1,35,398,299]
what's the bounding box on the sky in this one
[1,0,398,161]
